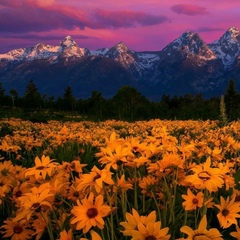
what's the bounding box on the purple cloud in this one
[0,33,97,41]
[93,9,170,29]
[0,1,170,35]
[171,4,208,16]
[0,1,93,34]
[197,27,225,33]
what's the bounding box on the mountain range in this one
[0,26,240,101]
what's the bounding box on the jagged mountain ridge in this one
[0,27,240,100]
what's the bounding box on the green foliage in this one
[47,141,99,171]
[0,123,14,137]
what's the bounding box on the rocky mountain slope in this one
[0,27,240,100]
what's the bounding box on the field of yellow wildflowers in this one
[1,118,240,239]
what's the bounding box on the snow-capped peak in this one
[161,30,216,60]
[225,26,240,39]
[115,41,129,51]
[218,26,240,45]
[179,31,204,46]
[209,26,240,66]
[60,36,78,49]
[164,30,204,53]
[105,41,130,59]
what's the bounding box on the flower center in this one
[198,171,211,181]
[235,195,240,202]
[13,226,23,234]
[36,166,45,170]
[31,202,41,210]
[87,207,98,218]
[132,146,140,153]
[93,174,101,181]
[222,208,229,216]
[15,190,22,197]
[73,191,79,197]
[1,169,9,176]
[192,198,199,204]
[145,236,157,240]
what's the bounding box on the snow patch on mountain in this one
[163,30,216,60]
[209,27,240,66]
[135,52,160,69]
[90,48,109,56]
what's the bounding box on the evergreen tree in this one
[224,79,240,120]
[23,80,42,108]
[0,83,5,106]
[63,86,76,111]
[86,91,105,120]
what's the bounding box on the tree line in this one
[0,79,239,122]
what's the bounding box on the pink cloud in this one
[26,0,55,8]
[171,4,208,16]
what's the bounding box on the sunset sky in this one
[0,0,240,53]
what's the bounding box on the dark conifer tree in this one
[0,83,5,106]
[224,79,240,120]
[23,80,42,108]
[86,91,105,120]
[63,86,76,111]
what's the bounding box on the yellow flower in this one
[31,213,47,240]
[76,165,114,193]
[0,185,9,205]
[69,159,87,174]
[217,162,235,190]
[0,140,21,153]
[180,215,223,239]
[25,155,59,180]
[58,229,73,240]
[184,157,224,193]
[71,192,111,233]
[215,196,240,228]
[113,174,133,193]
[120,209,157,236]
[11,181,31,207]
[67,184,84,202]
[14,186,53,221]
[131,221,170,240]
[1,219,34,240]
[230,224,240,239]
[80,230,102,240]
[0,160,15,184]
[158,153,185,171]
[97,143,133,170]
[182,188,204,211]
[138,175,157,197]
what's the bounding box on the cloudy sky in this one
[0,0,240,53]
